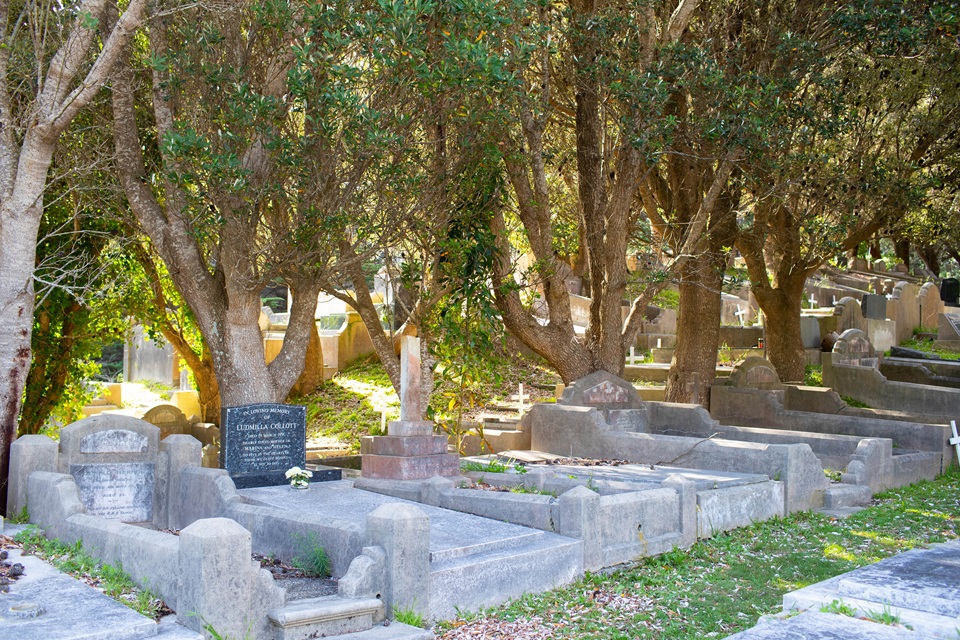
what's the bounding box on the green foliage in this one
[820,599,857,617]
[290,533,331,578]
[863,604,903,626]
[652,289,680,311]
[841,395,871,409]
[804,366,823,387]
[393,605,426,628]
[8,506,29,524]
[461,460,508,474]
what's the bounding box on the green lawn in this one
[438,467,960,639]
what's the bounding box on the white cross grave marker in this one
[808,294,818,309]
[513,383,530,417]
[831,295,838,307]
[951,420,960,465]
[734,304,747,327]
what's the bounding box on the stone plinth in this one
[362,428,459,480]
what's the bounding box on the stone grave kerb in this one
[832,329,878,368]
[727,357,783,389]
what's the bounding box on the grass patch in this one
[898,337,960,359]
[297,356,399,452]
[804,365,823,387]
[290,532,331,578]
[436,467,959,639]
[394,605,427,628]
[461,459,509,474]
[13,526,165,619]
[841,395,871,408]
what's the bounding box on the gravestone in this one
[142,403,191,440]
[941,278,960,307]
[58,415,160,522]
[861,294,888,320]
[832,329,878,368]
[728,357,781,388]
[800,316,821,349]
[362,336,459,479]
[220,403,310,488]
[558,370,643,410]
[938,313,960,342]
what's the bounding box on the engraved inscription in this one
[80,429,148,453]
[71,462,154,522]
[582,380,629,405]
[222,404,306,479]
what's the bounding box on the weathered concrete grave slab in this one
[221,403,332,488]
[0,533,169,640]
[724,611,917,639]
[59,415,159,522]
[784,539,960,638]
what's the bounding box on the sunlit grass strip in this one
[437,467,959,639]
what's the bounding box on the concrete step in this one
[429,528,582,620]
[824,483,872,509]
[268,595,384,640]
[324,621,434,639]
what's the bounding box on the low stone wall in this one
[26,471,284,639]
[177,467,363,577]
[527,404,827,513]
[823,355,960,420]
[710,385,953,473]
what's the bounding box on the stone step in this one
[268,595,384,640]
[428,526,546,563]
[429,528,582,620]
[823,483,872,509]
[324,621,434,640]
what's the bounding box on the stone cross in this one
[831,295,838,307]
[808,294,818,309]
[399,335,421,422]
[734,305,747,327]
[514,383,530,416]
[951,420,960,465]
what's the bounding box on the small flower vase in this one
[291,482,309,490]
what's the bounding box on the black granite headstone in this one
[941,278,960,307]
[861,294,888,320]
[220,403,337,488]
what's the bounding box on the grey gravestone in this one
[558,371,643,410]
[221,403,337,488]
[58,415,159,523]
[861,294,888,320]
[800,316,821,349]
[728,357,781,388]
[941,278,960,307]
[832,329,877,368]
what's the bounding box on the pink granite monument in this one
[361,336,459,479]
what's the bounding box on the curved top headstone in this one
[728,357,781,388]
[832,329,878,368]
[558,370,643,410]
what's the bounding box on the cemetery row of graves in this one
[1,251,959,639]
[1,1,959,638]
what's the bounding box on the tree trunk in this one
[754,284,806,383]
[289,321,324,398]
[665,254,724,405]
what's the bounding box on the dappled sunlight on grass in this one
[334,378,398,412]
[904,508,952,520]
[823,543,858,562]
